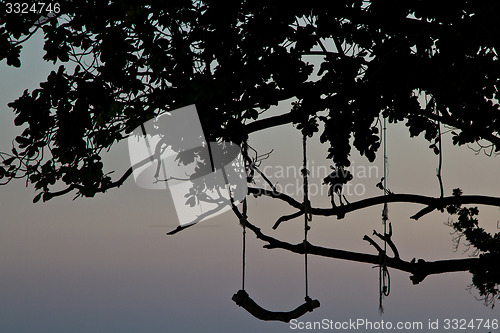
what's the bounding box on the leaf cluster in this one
[446,191,500,307]
[1,0,500,198]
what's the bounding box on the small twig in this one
[253,165,277,192]
[273,211,303,229]
[372,223,400,259]
[244,147,276,191]
[166,223,196,235]
[333,37,346,57]
[410,205,437,220]
[363,235,384,255]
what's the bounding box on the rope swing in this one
[379,118,391,313]
[301,133,313,299]
[232,136,320,322]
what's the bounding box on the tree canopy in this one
[1,0,500,314]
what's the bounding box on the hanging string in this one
[379,117,391,313]
[382,117,390,297]
[302,134,312,299]
[383,116,388,256]
[241,200,247,291]
[437,119,444,199]
[232,139,321,321]
[241,141,249,292]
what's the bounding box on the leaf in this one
[33,193,42,203]
[15,136,30,146]
[6,46,22,67]
[249,108,259,120]
[3,157,15,165]
[58,49,70,62]
[185,196,196,207]
[29,173,41,183]
[42,192,52,202]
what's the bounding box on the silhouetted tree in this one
[1,0,500,312]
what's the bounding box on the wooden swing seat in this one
[232,289,320,323]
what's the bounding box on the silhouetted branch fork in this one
[240,79,500,154]
[384,237,400,260]
[423,109,500,152]
[363,235,384,255]
[42,184,82,201]
[248,187,500,221]
[248,187,303,210]
[249,163,277,192]
[241,218,492,285]
[273,211,303,229]
[372,223,400,259]
[42,156,148,201]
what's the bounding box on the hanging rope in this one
[302,134,312,299]
[241,141,249,291]
[379,117,391,313]
[232,138,320,322]
[242,199,247,291]
[437,120,444,198]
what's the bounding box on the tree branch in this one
[363,235,384,254]
[245,112,295,134]
[248,187,500,221]
[241,216,490,285]
[424,110,500,152]
[43,156,147,200]
[273,211,303,229]
[372,223,400,259]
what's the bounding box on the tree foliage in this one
[1,0,500,309]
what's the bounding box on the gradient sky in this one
[1,31,499,333]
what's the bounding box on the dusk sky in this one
[1,30,499,332]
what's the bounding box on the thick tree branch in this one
[245,112,295,134]
[43,157,146,201]
[240,216,490,285]
[424,110,500,152]
[166,199,498,287]
[248,187,500,221]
